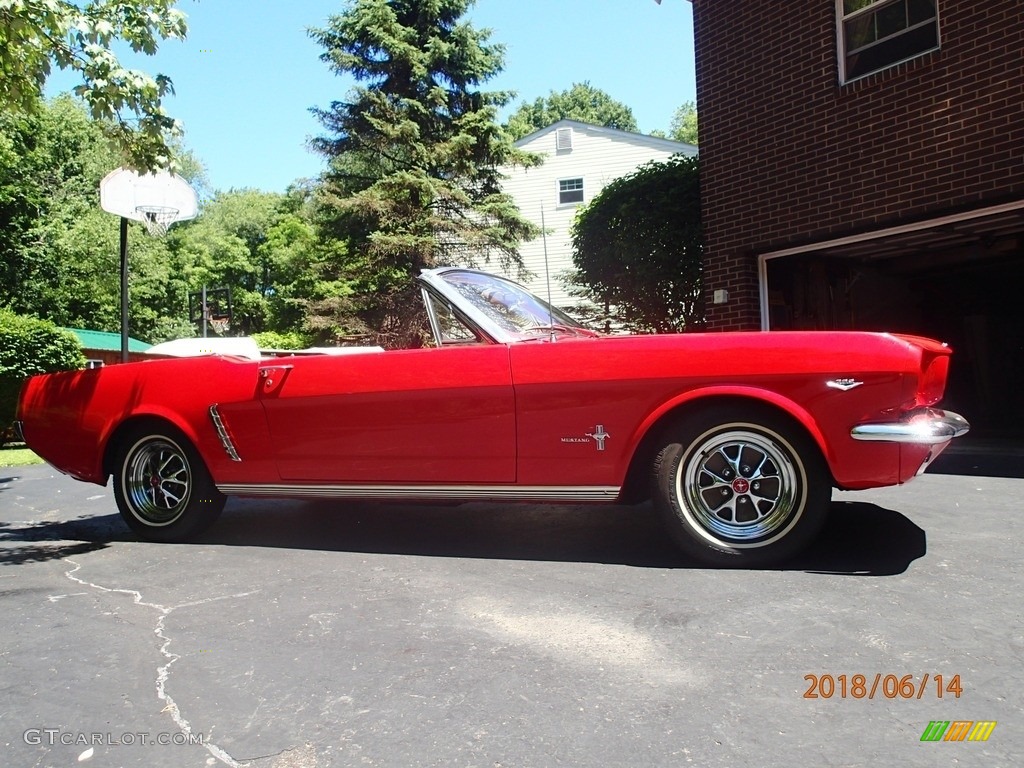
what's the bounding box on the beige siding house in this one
[499,120,696,308]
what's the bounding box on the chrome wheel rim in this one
[677,427,804,547]
[123,437,192,526]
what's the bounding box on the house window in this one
[837,0,939,83]
[558,178,584,205]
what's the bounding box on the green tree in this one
[0,95,120,322]
[0,0,189,171]
[668,101,698,145]
[0,96,196,342]
[0,97,325,346]
[309,0,540,347]
[505,82,638,140]
[569,154,702,333]
[176,190,280,336]
[175,189,324,338]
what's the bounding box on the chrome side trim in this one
[215,483,620,502]
[208,404,242,461]
[421,286,445,348]
[851,408,970,445]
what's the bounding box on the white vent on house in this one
[555,127,573,151]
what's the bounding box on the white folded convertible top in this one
[144,337,384,360]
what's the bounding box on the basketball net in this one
[209,317,230,335]
[136,205,179,237]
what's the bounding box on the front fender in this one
[625,385,833,473]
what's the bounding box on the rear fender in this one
[100,408,207,479]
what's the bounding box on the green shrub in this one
[0,310,86,436]
[251,330,312,350]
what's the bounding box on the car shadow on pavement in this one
[193,497,923,575]
[0,499,925,575]
[783,501,925,575]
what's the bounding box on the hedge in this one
[0,310,86,437]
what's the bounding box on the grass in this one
[0,444,43,467]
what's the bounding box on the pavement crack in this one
[62,558,260,767]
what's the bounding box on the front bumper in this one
[850,408,970,445]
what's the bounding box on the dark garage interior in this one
[765,214,1024,441]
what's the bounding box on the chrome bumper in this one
[851,408,970,444]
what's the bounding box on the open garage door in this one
[759,203,1024,439]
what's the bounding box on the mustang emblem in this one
[561,425,611,451]
[827,378,864,391]
[585,425,611,451]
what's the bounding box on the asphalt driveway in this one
[0,461,1020,767]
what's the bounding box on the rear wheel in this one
[652,407,830,566]
[113,426,225,542]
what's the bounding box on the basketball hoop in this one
[100,168,199,363]
[209,317,230,335]
[100,168,198,231]
[135,204,180,237]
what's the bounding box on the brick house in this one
[689,0,1024,435]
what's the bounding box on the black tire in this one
[652,406,830,567]
[112,426,225,542]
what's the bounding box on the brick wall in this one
[692,0,1024,329]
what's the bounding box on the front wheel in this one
[652,407,830,566]
[113,427,225,542]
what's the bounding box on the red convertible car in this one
[16,268,969,565]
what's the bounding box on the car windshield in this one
[437,270,595,338]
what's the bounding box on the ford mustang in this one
[16,268,969,565]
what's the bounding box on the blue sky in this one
[48,1,695,194]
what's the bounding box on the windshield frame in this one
[417,268,595,345]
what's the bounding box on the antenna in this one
[540,204,556,341]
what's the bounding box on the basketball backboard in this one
[100,168,198,235]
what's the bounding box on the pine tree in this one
[309,0,539,346]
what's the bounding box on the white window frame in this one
[558,177,585,206]
[836,0,940,84]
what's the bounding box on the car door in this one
[258,345,516,483]
[508,337,656,488]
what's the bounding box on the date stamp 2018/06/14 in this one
[803,673,962,700]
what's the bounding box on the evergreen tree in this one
[309,0,539,347]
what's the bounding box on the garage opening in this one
[760,206,1024,440]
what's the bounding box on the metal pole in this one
[540,204,555,340]
[119,216,129,363]
[202,284,208,338]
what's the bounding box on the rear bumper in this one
[851,408,970,445]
